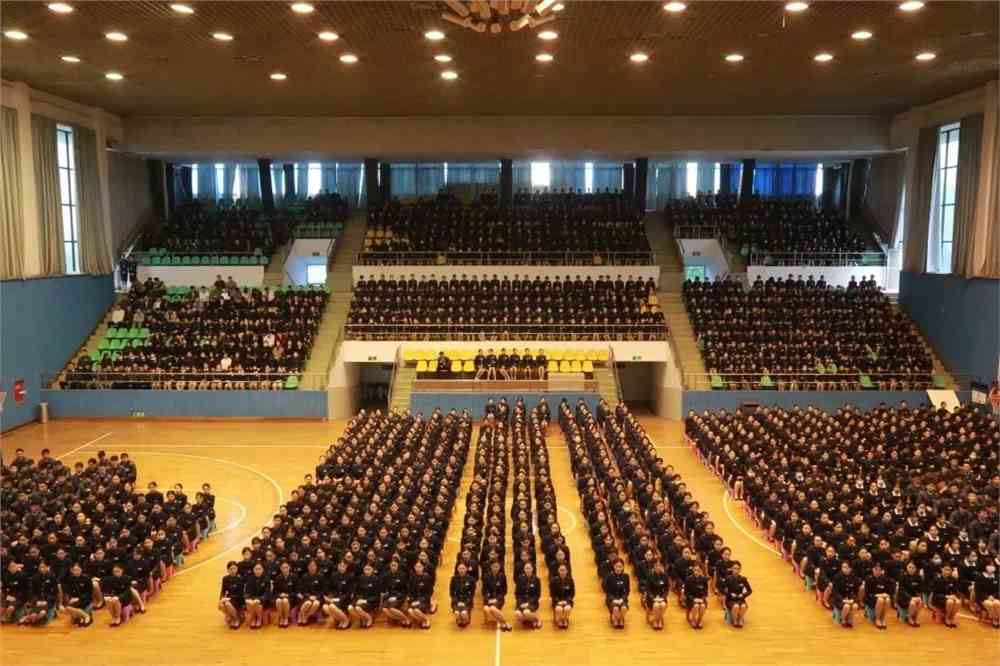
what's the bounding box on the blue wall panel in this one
[899,272,999,384]
[41,389,328,419]
[411,392,599,416]
[681,390,967,414]
[1,275,114,431]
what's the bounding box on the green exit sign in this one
[632,355,642,361]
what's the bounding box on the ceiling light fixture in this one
[535,53,554,62]
[664,2,687,13]
[441,70,458,80]
[915,51,936,61]
[290,3,314,14]
[170,3,194,14]
[785,2,809,12]
[814,52,834,62]
[212,32,234,41]
[105,72,124,81]
[339,53,358,63]
[434,54,452,62]
[4,30,28,40]
[851,30,873,40]
[270,72,288,80]
[48,3,74,13]
[630,52,649,63]
[725,53,744,62]
[899,1,925,11]
[537,30,558,40]
[105,31,128,42]
[425,30,445,41]
[61,55,81,63]
[552,3,565,11]
[318,31,339,41]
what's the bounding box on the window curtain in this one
[243,165,261,199]
[271,165,284,198]
[337,163,364,208]
[196,162,217,200]
[925,148,945,274]
[593,162,622,192]
[902,125,940,272]
[221,164,235,200]
[551,161,586,191]
[73,125,112,274]
[754,163,816,196]
[0,107,24,278]
[390,163,416,198]
[416,163,445,196]
[32,114,64,274]
[697,163,715,195]
[294,163,308,199]
[322,164,337,195]
[951,113,983,277]
[654,162,687,209]
[728,162,743,196]
[512,162,531,191]
[971,80,1000,277]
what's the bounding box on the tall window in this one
[56,125,80,273]
[713,163,721,194]
[934,123,960,273]
[307,162,322,196]
[190,164,199,198]
[584,162,594,193]
[815,163,824,198]
[215,163,225,200]
[685,162,698,197]
[530,162,550,189]
[231,165,242,199]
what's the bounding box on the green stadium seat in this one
[127,327,140,338]
[181,256,191,265]
[89,350,102,362]
[710,374,727,390]
[760,375,775,389]
[210,256,220,265]
[859,374,875,390]
[97,338,111,350]
[190,256,201,265]
[139,327,150,338]
[284,375,299,390]
[933,374,946,389]
[150,256,162,266]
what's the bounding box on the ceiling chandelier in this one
[441,0,561,34]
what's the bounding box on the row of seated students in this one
[683,274,932,390]
[560,398,752,629]
[62,278,327,390]
[143,200,280,256]
[686,401,1000,630]
[363,195,649,261]
[1,448,215,628]
[427,349,550,380]
[217,408,471,629]
[664,194,870,263]
[347,275,665,341]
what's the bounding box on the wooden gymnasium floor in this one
[1,415,996,666]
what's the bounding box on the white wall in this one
[352,264,660,286]
[748,265,887,290]
[285,238,335,285]
[675,238,730,278]
[122,114,891,162]
[338,340,671,364]
[137,264,263,287]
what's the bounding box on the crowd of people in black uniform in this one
[684,274,933,390]
[216,408,471,629]
[665,195,871,265]
[62,278,327,390]
[561,398,752,629]
[362,192,650,264]
[346,274,666,341]
[687,401,1000,629]
[1,448,215,627]
[448,398,576,630]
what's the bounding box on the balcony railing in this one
[345,322,669,341]
[683,370,963,391]
[45,371,329,390]
[748,250,887,267]
[354,250,656,266]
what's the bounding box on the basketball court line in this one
[57,431,113,460]
[213,496,249,536]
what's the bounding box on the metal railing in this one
[608,346,624,402]
[673,225,722,240]
[355,250,657,266]
[345,323,669,341]
[748,250,887,267]
[44,371,328,390]
[683,371,966,391]
[388,345,402,407]
[412,379,600,393]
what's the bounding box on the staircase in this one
[645,218,685,293]
[389,365,416,411]
[593,364,620,404]
[263,241,291,287]
[659,292,705,388]
[890,304,958,389]
[300,297,345,389]
[326,212,367,293]
[51,295,126,388]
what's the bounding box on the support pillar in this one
[258,159,274,211]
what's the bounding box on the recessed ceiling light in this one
[425,30,445,41]
[552,3,565,11]
[61,55,81,63]
[105,72,124,81]
[434,54,452,62]
[339,53,358,63]
[441,70,458,80]
[538,30,558,40]
[4,30,28,41]
[212,32,234,41]
[785,2,809,12]
[814,52,834,62]
[915,51,936,61]
[663,2,687,13]
[170,3,194,14]
[899,1,925,11]
[535,53,554,62]
[725,53,744,62]
[630,52,649,63]
[270,72,288,81]
[318,31,339,42]
[105,31,128,42]
[851,30,873,40]
[290,3,314,14]
[48,3,74,13]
